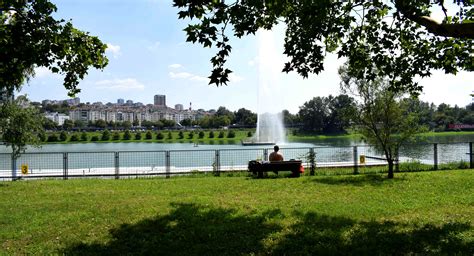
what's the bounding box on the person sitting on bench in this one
[269,145,284,162]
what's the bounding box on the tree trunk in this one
[387,159,394,179]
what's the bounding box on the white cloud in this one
[147,41,161,52]
[106,43,121,59]
[169,71,208,82]
[34,67,53,78]
[95,78,145,91]
[168,64,183,69]
[229,73,244,83]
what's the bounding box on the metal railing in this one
[0,142,472,180]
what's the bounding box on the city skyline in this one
[18,0,474,113]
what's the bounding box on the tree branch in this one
[395,0,474,39]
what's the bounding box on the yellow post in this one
[359,155,365,164]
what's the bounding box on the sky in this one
[20,0,474,113]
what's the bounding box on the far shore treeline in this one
[39,95,474,136]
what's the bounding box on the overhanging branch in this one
[395,0,474,39]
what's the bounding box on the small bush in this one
[209,131,215,138]
[101,130,111,141]
[227,130,235,138]
[178,131,184,139]
[167,131,173,139]
[188,132,194,139]
[145,131,153,140]
[218,131,225,138]
[90,135,99,142]
[59,131,68,142]
[47,134,59,142]
[157,132,164,140]
[38,132,47,142]
[70,133,79,142]
[198,131,205,139]
[247,131,253,137]
[123,130,131,140]
[135,132,142,140]
[80,132,88,141]
[112,132,121,140]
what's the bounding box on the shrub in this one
[145,131,153,140]
[188,132,194,139]
[38,132,47,142]
[59,131,68,142]
[178,131,184,139]
[157,132,164,140]
[112,132,121,140]
[101,130,111,141]
[227,130,235,138]
[80,132,88,141]
[90,135,99,142]
[135,132,142,140]
[218,131,225,138]
[47,134,58,142]
[209,131,215,138]
[198,131,205,139]
[123,130,131,140]
[167,131,173,139]
[247,131,253,137]
[70,133,80,142]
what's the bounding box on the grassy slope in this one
[1,170,473,255]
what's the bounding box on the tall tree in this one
[0,96,44,168]
[1,0,108,96]
[174,1,473,95]
[234,108,256,126]
[298,97,327,133]
[340,66,426,179]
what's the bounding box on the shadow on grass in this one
[63,204,473,255]
[63,203,282,255]
[272,211,473,255]
[309,174,406,186]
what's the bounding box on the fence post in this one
[310,148,315,176]
[470,142,473,169]
[353,146,359,175]
[63,153,68,180]
[214,150,221,176]
[166,151,170,178]
[263,148,268,161]
[11,154,16,181]
[115,152,120,179]
[433,143,438,170]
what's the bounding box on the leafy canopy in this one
[0,96,44,159]
[0,0,108,97]
[174,0,473,95]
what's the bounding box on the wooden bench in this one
[248,160,303,178]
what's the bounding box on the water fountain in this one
[242,29,286,145]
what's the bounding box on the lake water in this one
[1,133,473,179]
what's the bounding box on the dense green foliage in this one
[0,96,44,158]
[1,170,472,254]
[0,0,108,96]
[340,66,426,178]
[174,1,473,95]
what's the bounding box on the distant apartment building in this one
[117,98,125,105]
[45,112,70,126]
[154,94,166,107]
[175,104,183,111]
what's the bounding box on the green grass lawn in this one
[1,170,473,255]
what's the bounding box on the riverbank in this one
[39,129,474,145]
